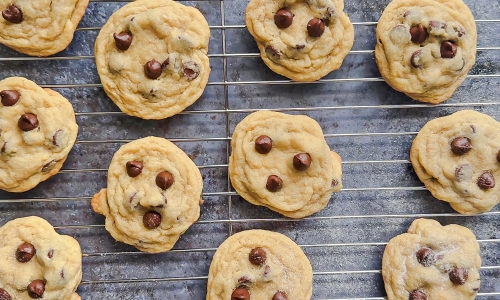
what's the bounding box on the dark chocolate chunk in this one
[449,267,468,285]
[2,4,22,23]
[416,247,437,267]
[113,31,133,50]
[266,175,283,192]
[450,137,471,155]
[27,280,45,299]
[410,50,422,68]
[0,288,11,300]
[273,291,288,300]
[126,161,143,177]
[143,211,162,229]
[307,18,325,37]
[249,247,266,266]
[274,8,293,29]
[293,153,311,171]
[18,114,39,131]
[255,135,272,154]
[441,41,457,58]
[16,242,36,263]
[0,90,19,106]
[409,290,427,300]
[410,24,428,44]
[156,171,174,190]
[231,287,250,300]
[477,171,495,189]
[144,59,163,79]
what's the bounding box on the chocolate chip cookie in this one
[207,229,313,300]
[382,218,481,300]
[410,110,500,214]
[91,136,203,253]
[0,216,82,300]
[245,0,354,81]
[0,77,78,192]
[0,0,89,56]
[94,0,211,120]
[229,111,343,218]
[375,0,477,104]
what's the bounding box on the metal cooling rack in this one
[0,0,499,299]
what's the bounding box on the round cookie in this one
[375,0,477,104]
[0,216,82,300]
[0,77,78,193]
[207,229,313,300]
[229,111,343,218]
[94,0,211,120]
[410,110,500,214]
[91,136,203,253]
[382,218,481,300]
[245,0,354,82]
[0,0,89,56]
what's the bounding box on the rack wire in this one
[0,0,499,299]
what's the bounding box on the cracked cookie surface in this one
[410,110,500,214]
[94,0,210,120]
[228,111,342,218]
[0,216,82,300]
[0,77,78,193]
[382,219,481,300]
[375,0,477,104]
[91,136,203,253]
[207,229,312,300]
[0,0,89,56]
[245,0,354,81]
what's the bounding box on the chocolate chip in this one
[0,90,19,106]
[263,265,271,276]
[497,150,500,163]
[60,269,64,279]
[143,211,162,229]
[273,291,288,300]
[41,160,57,172]
[455,164,473,182]
[265,46,281,60]
[18,114,39,131]
[293,153,311,171]
[410,24,428,44]
[2,4,22,23]
[162,58,169,68]
[144,59,162,79]
[470,125,476,133]
[331,179,338,187]
[238,276,251,284]
[266,175,282,192]
[410,50,422,68]
[441,41,457,59]
[182,61,200,80]
[296,44,305,50]
[477,171,495,189]
[1,143,6,154]
[255,135,272,154]
[451,137,471,155]
[231,287,250,300]
[16,242,36,262]
[416,247,437,267]
[48,249,54,258]
[409,290,427,300]
[27,280,45,299]
[307,18,325,37]
[0,288,11,300]
[249,248,266,265]
[429,20,447,30]
[52,130,65,147]
[156,171,174,190]
[403,11,411,17]
[126,161,143,177]
[274,8,293,29]
[449,267,468,285]
[113,31,132,50]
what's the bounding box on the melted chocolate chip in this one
[162,58,169,68]
[143,211,162,229]
[293,153,311,171]
[0,288,11,300]
[416,247,437,267]
[497,150,500,163]
[156,171,174,190]
[183,61,200,80]
[113,31,133,50]
[52,130,63,147]
[411,50,422,68]
[265,46,281,60]
[451,137,471,155]
[410,24,428,44]
[27,280,45,299]
[48,249,54,258]
[449,267,468,285]
[273,291,288,300]
[16,242,36,263]
[477,171,495,189]
[249,247,266,265]
[429,20,447,30]
[126,161,143,177]
[266,175,283,192]
[409,290,427,300]
[255,135,272,154]
[274,8,293,29]
[307,18,325,37]
[144,59,163,79]
[18,114,39,131]
[0,90,19,106]
[2,4,22,23]
[441,41,457,58]
[231,287,250,300]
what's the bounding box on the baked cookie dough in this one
[94,0,211,120]
[229,111,342,218]
[0,216,82,300]
[410,110,500,214]
[375,0,477,104]
[91,136,203,253]
[0,0,89,56]
[0,77,78,193]
[245,0,354,81]
[382,218,481,300]
[207,229,312,300]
